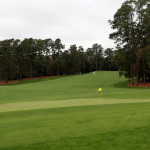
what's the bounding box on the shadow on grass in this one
[0,77,59,86]
[0,75,72,86]
[0,73,90,87]
[114,81,150,89]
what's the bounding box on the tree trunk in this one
[95,48,98,71]
[131,63,134,85]
[136,49,139,86]
[30,62,33,78]
[128,77,131,84]
[4,74,8,84]
[142,48,146,86]
[57,49,60,75]
[0,69,2,82]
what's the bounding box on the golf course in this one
[0,71,150,150]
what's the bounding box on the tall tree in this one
[92,44,103,71]
[109,0,150,85]
[54,39,65,75]
[20,38,36,78]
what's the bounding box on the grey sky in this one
[0,0,125,49]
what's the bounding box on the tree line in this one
[0,38,117,83]
[109,0,150,86]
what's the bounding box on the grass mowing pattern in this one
[1,99,150,113]
[0,71,150,149]
[0,71,149,104]
[1,103,150,150]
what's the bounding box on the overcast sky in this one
[0,0,125,49]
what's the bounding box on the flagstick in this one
[98,88,103,104]
[101,91,102,103]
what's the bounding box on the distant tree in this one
[0,37,114,83]
[20,38,36,78]
[44,39,54,75]
[103,48,117,71]
[68,45,80,74]
[78,46,86,73]
[0,39,16,83]
[54,39,65,75]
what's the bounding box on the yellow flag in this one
[98,88,102,92]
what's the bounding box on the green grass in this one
[1,99,150,113]
[0,71,150,150]
[1,103,150,150]
[0,71,149,104]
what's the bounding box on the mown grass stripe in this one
[0,98,150,112]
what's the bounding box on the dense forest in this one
[109,0,150,86]
[0,38,117,83]
[1,0,150,86]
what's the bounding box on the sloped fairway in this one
[0,71,149,104]
[0,71,150,150]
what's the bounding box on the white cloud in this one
[0,0,125,49]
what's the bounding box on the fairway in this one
[0,71,150,150]
[0,71,149,104]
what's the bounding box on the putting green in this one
[0,98,150,112]
[0,71,150,106]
